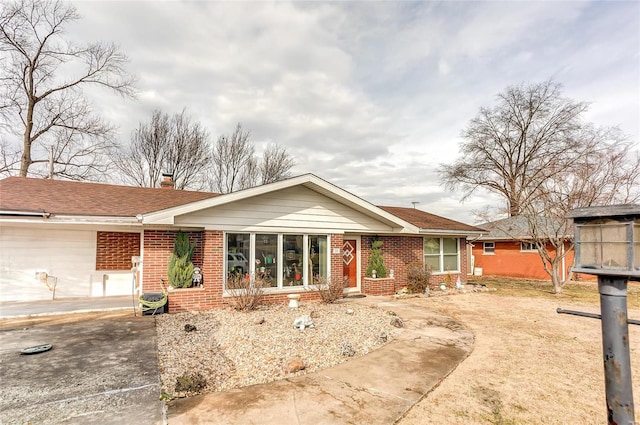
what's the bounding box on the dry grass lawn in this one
[398,277,640,425]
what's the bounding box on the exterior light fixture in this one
[571,204,640,278]
[561,204,639,425]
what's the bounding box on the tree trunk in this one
[550,260,563,294]
[20,121,33,177]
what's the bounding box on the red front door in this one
[342,239,357,288]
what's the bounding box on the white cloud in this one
[29,0,636,225]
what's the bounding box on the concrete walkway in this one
[168,296,475,424]
[0,295,134,318]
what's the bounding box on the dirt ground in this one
[397,292,640,425]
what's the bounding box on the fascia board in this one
[0,215,141,226]
[419,229,485,237]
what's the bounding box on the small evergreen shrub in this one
[168,231,197,288]
[366,238,387,278]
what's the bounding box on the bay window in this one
[423,237,460,273]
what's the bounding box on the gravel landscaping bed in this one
[156,300,399,398]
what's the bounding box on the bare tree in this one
[520,127,639,293]
[111,109,210,190]
[0,0,135,179]
[208,124,294,193]
[460,81,640,292]
[440,80,587,217]
[210,124,255,193]
[260,143,294,184]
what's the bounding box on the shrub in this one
[366,238,387,278]
[310,275,347,304]
[167,254,194,288]
[175,372,207,395]
[168,231,196,288]
[406,262,432,294]
[227,274,265,311]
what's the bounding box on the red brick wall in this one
[96,231,141,271]
[330,234,344,285]
[360,236,469,294]
[472,240,578,280]
[143,232,473,312]
[142,230,204,292]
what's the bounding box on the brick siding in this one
[96,231,141,271]
[360,235,469,295]
[142,231,470,313]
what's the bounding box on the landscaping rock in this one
[340,341,356,357]
[184,324,197,332]
[345,308,354,315]
[390,317,404,328]
[283,358,305,373]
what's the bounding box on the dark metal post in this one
[598,276,635,425]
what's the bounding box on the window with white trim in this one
[423,237,460,273]
[483,242,495,255]
[520,241,537,252]
[225,233,329,290]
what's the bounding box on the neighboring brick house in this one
[472,215,579,281]
[0,174,483,310]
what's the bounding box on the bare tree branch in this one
[446,80,639,293]
[111,109,210,190]
[208,124,295,193]
[209,123,255,193]
[0,0,136,179]
[260,143,294,185]
[439,80,587,216]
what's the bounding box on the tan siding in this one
[175,186,393,232]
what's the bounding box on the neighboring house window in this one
[225,233,329,290]
[483,242,495,255]
[521,242,537,252]
[423,237,460,273]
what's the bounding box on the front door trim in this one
[342,235,361,293]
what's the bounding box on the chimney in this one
[160,173,174,189]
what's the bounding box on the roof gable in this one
[142,174,419,232]
[0,177,219,217]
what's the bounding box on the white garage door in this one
[0,226,97,301]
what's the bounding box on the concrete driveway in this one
[0,311,164,424]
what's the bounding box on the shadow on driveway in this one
[0,311,164,424]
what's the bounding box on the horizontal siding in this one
[0,226,97,300]
[175,186,394,232]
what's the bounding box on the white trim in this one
[342,235,362,293]
[223,231,331,291]
[424,236,461,273]
[483,241,495,255]
[520,241,537,252]
[142,174,420,233]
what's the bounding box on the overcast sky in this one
[65,0,639,224]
